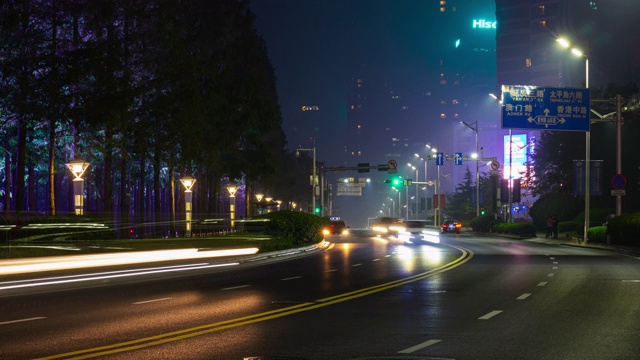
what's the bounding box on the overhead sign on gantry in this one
[501,85,591,132]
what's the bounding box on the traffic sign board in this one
[387,159,398,174]
[501,85,590,132]
[611,189,626,196]
[490,161,500,170]
[436,152,444,166]
[611,174,626,190]
[454,152,463,165]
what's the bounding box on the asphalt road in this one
[1,230,639,359]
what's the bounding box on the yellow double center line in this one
[39,244,473,359]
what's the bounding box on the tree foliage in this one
[0,0,298,231]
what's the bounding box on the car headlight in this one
[421,230,440,243]
[322,229,330,235]
[372,226,388,233]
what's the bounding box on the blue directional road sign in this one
[502,85,590,132]
[454,152,463,165]
[436,152,444,166]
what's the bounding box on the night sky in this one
[248,0,474,163]
[248,0,496,226]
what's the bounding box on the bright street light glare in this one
[571,48,584,57]
[556,38,570,48]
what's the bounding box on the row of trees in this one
[0,1,312,232]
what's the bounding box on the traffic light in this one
[385,175,404,188]
[314,206,321,214]
[481,208,486,216]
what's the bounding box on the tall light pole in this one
[66,159,90,215]
[558,37,590,243]
[179,176,196,237]
[296,142,316,214]
[461,121,480,216]
[407,163,419,219]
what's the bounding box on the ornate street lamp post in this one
[255,193,264,215]
[179,176,196,237]
[65,159,90,215]
[227,185,237,229]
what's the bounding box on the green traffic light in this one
[314,206,321,214]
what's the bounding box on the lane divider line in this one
[478,310,503,320]
[516,293,531,300]
[221,285,251,291]
[398,339,442,354]
[0,317,46,326]
[281,276,302,281]
[133,298,172,305]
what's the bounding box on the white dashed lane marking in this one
[133,298,172,305]
[478,310,503,320]
[517,293,531,300]
[221,285,251,291]
[281,276,302,281]
[398,339,442,354]
[0,317,46,326]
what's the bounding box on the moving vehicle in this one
[322,217,349,236]
[371,217,403,235]
[397,220,440,244]
[441,219,462,234]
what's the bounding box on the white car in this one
[396,220,440,244]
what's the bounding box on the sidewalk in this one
[488,231,640,257]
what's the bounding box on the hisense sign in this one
[472,19,497,29]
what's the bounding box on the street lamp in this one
[255,193,264,215]
[179,176,196,237]
[296,143,316,214]
[275,199,282,211]
[557,37,590,243]
[65,159,90,215]
[264,196,273,213]
[227,185,237,229]
[461,121,480,216]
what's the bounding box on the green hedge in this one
[587,226,607,243]
[607,212,640,246]
[469,215,503,232]
[491,222,536,237]
[257,210,324,246]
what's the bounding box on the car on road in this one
[322,217,349,236]
[441,219,462,234]
[371,217,403,236]
[396,220,440,245]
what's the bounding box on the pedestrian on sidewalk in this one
[546,215,554,238]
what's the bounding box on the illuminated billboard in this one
[472,19,496,29]
[504,134,528,179]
